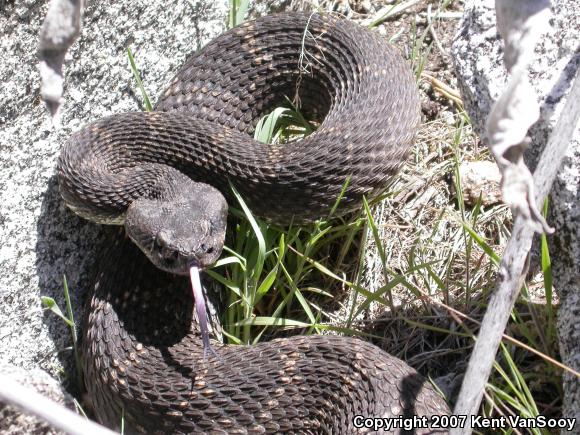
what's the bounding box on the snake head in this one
[124,181,228,275]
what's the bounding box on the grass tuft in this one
[41,276,83,399]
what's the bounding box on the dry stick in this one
[451,69,580,434]
[426,5,447,62]
[421,72,464,109]
[0,375,117,435]
[364,0,422,27]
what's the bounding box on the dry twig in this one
[0,375,116,435]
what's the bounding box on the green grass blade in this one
[362,196,395,312]
[279,261,318,325]
[205,269,242,298]
[221,328,243,344]
[41,296,73,327]
[61,276,82,388]
[213,255,246,269]
[232,316,311,328]
[41,276,83,393]
[461,220,500,265]
[283,96,315,135]
[230,184,266,282]
[254,107,289,143]
[367,2,399,28]
[127,47,153,112]
[540,199,555,346]
[229,0,250,28]
[72,398,88,419]
[256,265,278,297]
[328,176,351,218]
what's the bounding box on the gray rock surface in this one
[452,0,579,420]
[0,0,229,378]
[0,363,74,435]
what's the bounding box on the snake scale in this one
[58,12,450,434]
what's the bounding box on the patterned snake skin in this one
[58,12,450,434]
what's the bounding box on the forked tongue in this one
[189,265,216,360]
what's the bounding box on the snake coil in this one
[58,12,450,434]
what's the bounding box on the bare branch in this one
[451,66,580,434]
[0,374,117,435]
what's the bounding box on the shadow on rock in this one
[34,173,108,395]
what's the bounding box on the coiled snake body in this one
[58,12,449,434]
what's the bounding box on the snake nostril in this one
[161,246,178,263]
[200,244,213,254]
